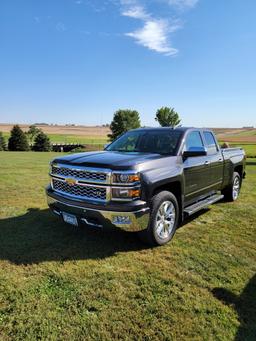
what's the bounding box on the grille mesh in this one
[52,179,106,200]
[52,166,107,182]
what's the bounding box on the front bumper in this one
[46,189,150,232]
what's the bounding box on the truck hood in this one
[53,151,167,170]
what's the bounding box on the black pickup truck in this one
[46,127,246,246]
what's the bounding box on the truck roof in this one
[130,127,196,132]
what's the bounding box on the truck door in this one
[203,131,223,190]
[183,130,212,202]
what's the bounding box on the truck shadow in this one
[212,274,256,340]
[0,207,217,265]
[0,208,150,265]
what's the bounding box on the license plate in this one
[62,212,78,226]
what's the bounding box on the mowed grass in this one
[2,132,108,145]
[0,152,256,340]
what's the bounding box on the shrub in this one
[8,125,30,151]
[69,147,86,153]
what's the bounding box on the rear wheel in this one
[138,191,179,246]
[222,172,241,202]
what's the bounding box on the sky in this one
[0,0,256,127]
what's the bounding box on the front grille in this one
[52,179,107,201]
[52,166,107,182]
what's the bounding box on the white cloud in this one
[108,0,199,55]
[122,2,181,56]
[122,5,149,20]
[126,19,179,56]
[167,0,199,9]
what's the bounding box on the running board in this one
[184,194,224,216]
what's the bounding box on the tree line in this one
[0,125,51,151]
[0,106,181,151]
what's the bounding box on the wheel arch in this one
[151,180,183,222]
[234,164,243,179]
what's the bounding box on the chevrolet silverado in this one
[46,127,246,246]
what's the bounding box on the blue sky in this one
[0,0,256,127]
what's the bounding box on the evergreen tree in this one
[33,131,51,151]
[8,125,30,151]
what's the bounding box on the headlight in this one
[112,172,140,184]
[112,188,140,200]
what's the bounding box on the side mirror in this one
[183,146,207,158]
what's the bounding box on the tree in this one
[108,109,141,141]
[26,125,42,144]
[8,125,30,151]
[0,132,6,151]
[155,107,181,127]
[33,131,51,151]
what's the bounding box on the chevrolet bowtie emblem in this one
[66,178,76,186]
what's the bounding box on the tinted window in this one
[203,131,218,154]
[107,130,182,155]
[185,131,203,150]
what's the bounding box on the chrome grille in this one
[52,165,107,182]
[52,179,107,201]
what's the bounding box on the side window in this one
[203,131,218,154]
[185,131,204,150]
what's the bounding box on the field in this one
[212,128,256,157]
[1,124,110,146]
[0,152,255,340]
[1,124,256,156]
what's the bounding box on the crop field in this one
[0,152,255,340]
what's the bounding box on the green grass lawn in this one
[3,132,108,145]
[0,152,255,340]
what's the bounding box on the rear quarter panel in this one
[222,148,246,187]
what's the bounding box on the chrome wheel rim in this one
[155,201,176,240]
[233,176,240,200]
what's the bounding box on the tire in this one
[138,191,179,246]
[221,172,241,202]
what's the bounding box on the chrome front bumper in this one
[47,193,150,232]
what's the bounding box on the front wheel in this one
[222,172,241,202]
[138,191,179,246]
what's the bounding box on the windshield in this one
[106,130,182,155]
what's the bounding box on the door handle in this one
[218,158,223,162]
[204,160,210,165]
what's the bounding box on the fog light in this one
[112,216,131,225]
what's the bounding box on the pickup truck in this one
[46,127,246,246]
